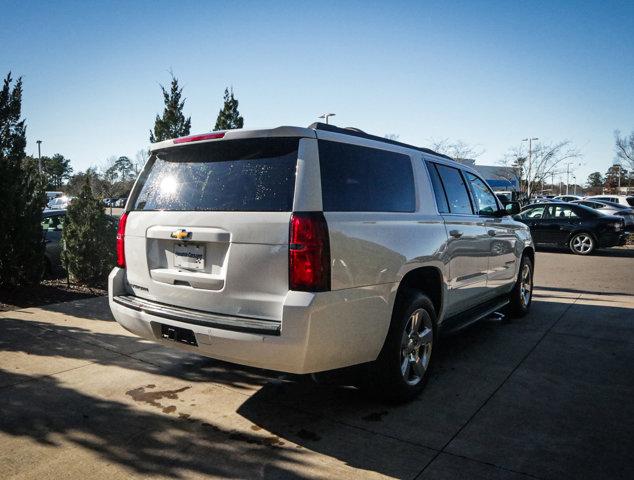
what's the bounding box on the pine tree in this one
[149,74,191,143]
[213,87,244,131]
[0,72,47,287]
[62,177,116,286]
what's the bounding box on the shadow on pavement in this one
[2,296,633,479]
[535,285,633,297]
[537,245,634,257]
[0,368,312,479]
[0,317,280,392]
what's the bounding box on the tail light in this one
[116,212,128,268]
[289,212,331,291]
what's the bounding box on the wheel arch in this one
[567,229,597,245]
[523,245,535,266]
[394,266,444,319]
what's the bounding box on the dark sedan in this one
[514,202,626,255]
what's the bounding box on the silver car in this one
[109,123,535,402]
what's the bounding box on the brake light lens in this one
[289,212,330,291]
[116,212,128,268]
[173,132,225,144]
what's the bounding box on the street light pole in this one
[318,113,336,125]
[522,137,538,198]
[566,163,570,195]
[36,140,42,173]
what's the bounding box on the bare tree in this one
[615,129,634,171]
[134,149,150,175]
[499,140,582,198]
[429,138,484,163]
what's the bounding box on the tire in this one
[508,255,533,318]
[569,232,595,255]
[364,289,436,403]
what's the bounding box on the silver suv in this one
[109,123,534,402]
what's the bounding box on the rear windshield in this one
[133,138,299,212]
[628,197,634,207]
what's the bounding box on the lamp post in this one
[565,162,583,195]
[522,137,538,198]
[36,140,42,173]
[318,113,336,125]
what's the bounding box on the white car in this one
[47,195,74,210]
[109,124,534,401]
[584,195,634,208]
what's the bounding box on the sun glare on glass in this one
[159,175,178,195]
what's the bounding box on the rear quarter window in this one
[133,138,299,212]
[318,140,415,212]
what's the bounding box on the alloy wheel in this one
[520,263,532,308]
[571,234,593,254]
[400,308,433,386]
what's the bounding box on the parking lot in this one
[1,249,633,480]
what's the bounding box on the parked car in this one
[42,209,117,276]
[46,191,64,203]
[514,202,626,254]
[42,209,66,275]
[552,195,582,202]
[571,199,634,231]
[109,123,534,402]
[47,195,75,210]
[584,194,634,208]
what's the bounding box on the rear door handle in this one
[449,230,463,238]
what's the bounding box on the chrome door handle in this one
[487,229,496,236]
[449,230,463,238]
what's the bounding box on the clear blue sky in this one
[2,0,633,183]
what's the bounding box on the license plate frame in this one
[174,243,205,271]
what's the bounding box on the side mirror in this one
[504,202,521,215]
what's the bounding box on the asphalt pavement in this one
[1,248,633,479]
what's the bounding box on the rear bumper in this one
[113,295,282,336]
[598,232,627,248]
[109,268,394,374]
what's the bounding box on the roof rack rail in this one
[307,122,453,161]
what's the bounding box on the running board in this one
[440,297,509,336]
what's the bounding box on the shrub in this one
[0,73,47,288]
[62,177,117,286]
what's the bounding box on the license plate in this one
[159,323,198,346]
[174,243,205,270]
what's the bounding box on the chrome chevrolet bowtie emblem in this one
[170,229,192,240]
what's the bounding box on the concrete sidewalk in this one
[1,252,633,479]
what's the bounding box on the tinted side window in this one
[521,206,546,219]
[553,206,579,218]
[464,172,498,215]
[426,162,449,213]
[435,164,473,214]
[319,141,415,212]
